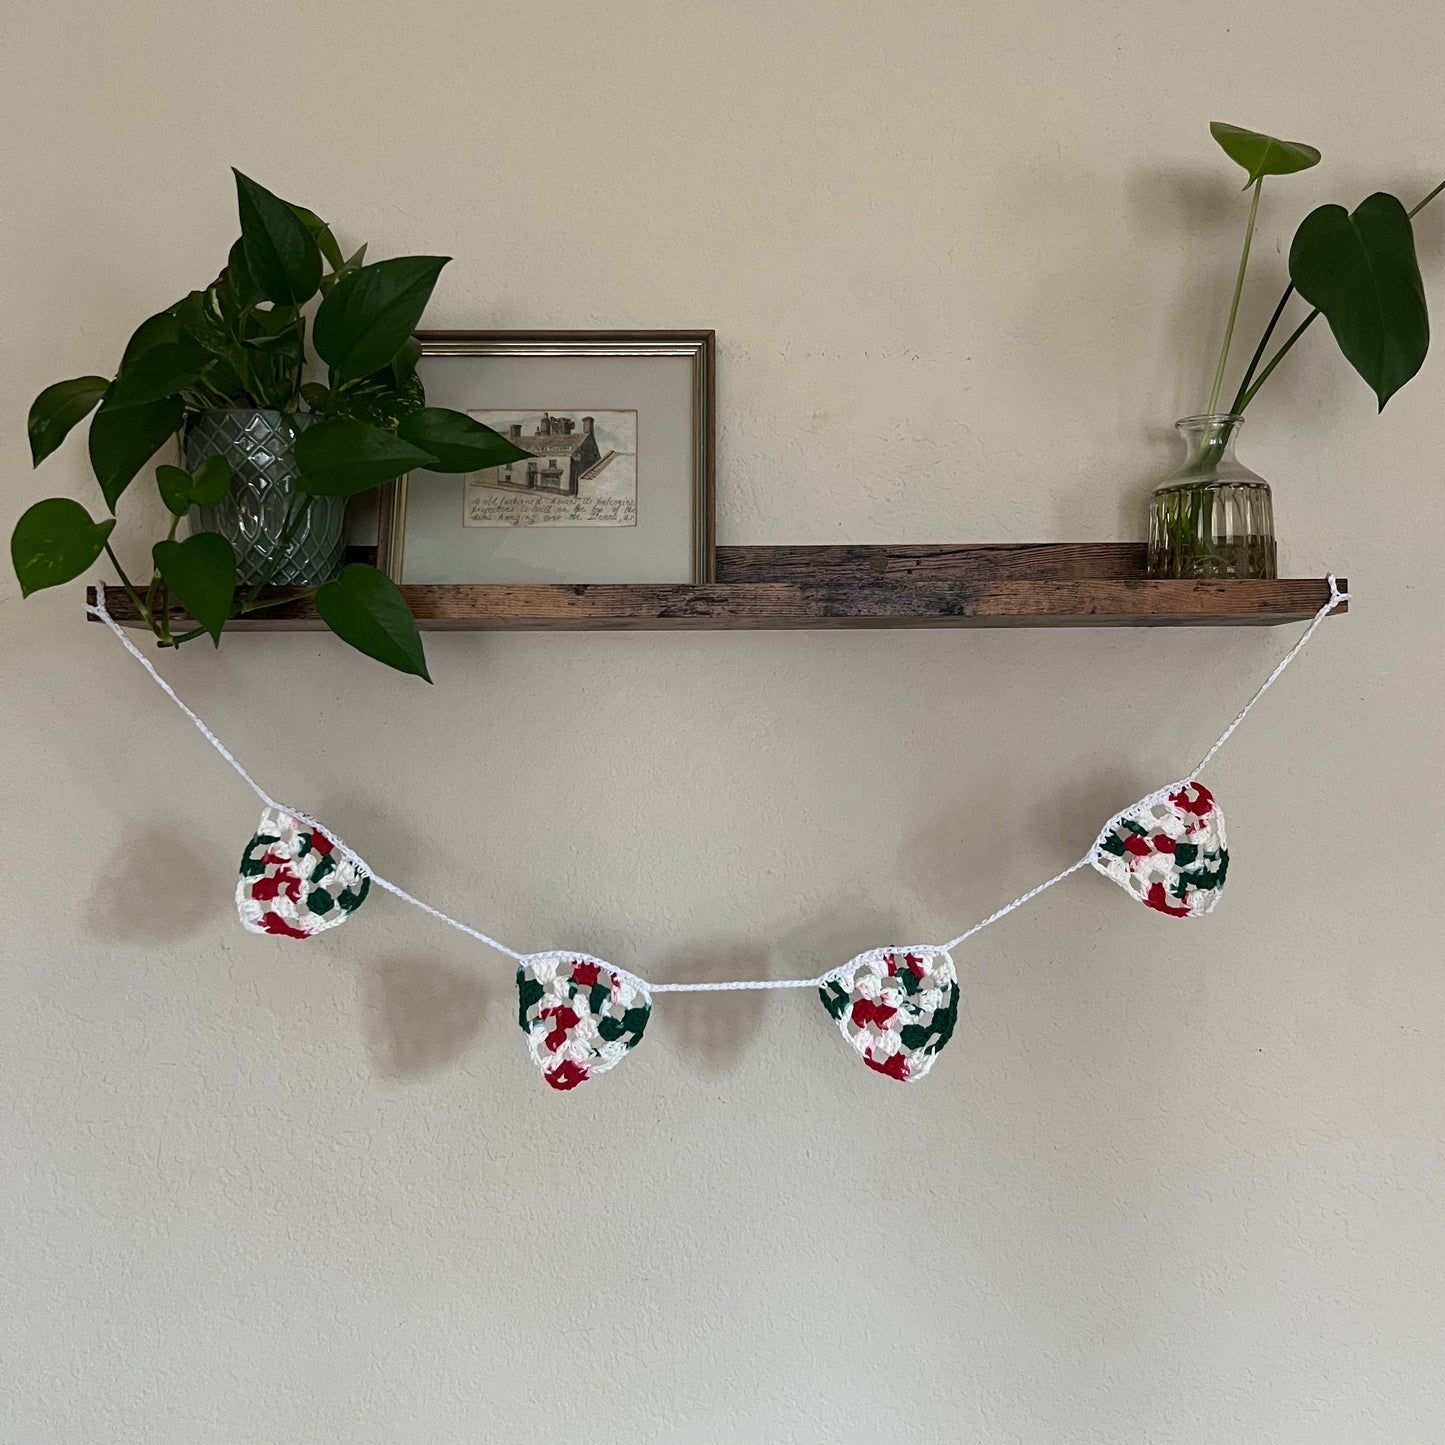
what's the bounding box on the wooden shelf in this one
[85,544,1346,632]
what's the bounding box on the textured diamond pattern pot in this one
[184,409,344,587]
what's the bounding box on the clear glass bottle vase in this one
[1147,414,1277,579]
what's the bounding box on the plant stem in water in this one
[1208,177,1263,414]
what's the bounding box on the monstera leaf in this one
[1210,123,1321,187]
[1289,192,1429,410]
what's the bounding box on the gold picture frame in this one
[377,330,716,585]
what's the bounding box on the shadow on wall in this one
[988,159,1248,537]
[83,821,228,944]
[651,944,773,1075]
[1124,164,1244,403]
[770,899,910,973]
[626,901,910,1076]
[901,766,1162,929]
[364,956,490,1080]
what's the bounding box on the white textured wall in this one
[2,3,1442,1441]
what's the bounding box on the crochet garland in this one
[86,577,1347,1092]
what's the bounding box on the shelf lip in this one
[84,543,1347,633]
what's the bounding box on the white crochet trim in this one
[86,574,1349,994]
[519,950,653,1002]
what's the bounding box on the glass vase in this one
[1147,414,1277,579]
[184,409,344,587]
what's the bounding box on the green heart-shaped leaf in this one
[288,203,345,271]
[319,370,426,429]
[311,255,449,381]
[390,334,422,388]
[314,563,430,680]
[155,456,234,514]
[1210,122,1321,187]
[233,169,322,307]
[11,497,116,597]
[294,417,436,495]
[169,288,231,359]
[241,324,304,356]
[1289,192,1429,411]
[153,532,237,645]
[190,454,233,507]
[108,337,212,406]
[319,242,368,298]
[27,375,109,466]
[155,464,194,516]
[88,390,185,510]
[396,407,533,473]
[223,236,264,309]
[120,308,185,372]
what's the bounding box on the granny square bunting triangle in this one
[238,807,371,939]
[1090,781,1228,918]
[516,953,653,1091]
[818,948,960,1082]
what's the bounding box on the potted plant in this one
[12,170,529,679]
[1148,122,1443,578]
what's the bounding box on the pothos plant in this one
[11,170,530,680]
[1198,121,1443,433]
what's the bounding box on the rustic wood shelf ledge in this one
[85,544,1347,632]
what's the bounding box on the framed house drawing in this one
[471,410,637,526]
[378,331,715,585]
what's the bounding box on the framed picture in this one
[377,331,715,584]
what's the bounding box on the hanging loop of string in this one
[1189,572,1348,778]
[86,574,1348,993]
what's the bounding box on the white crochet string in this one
[86,596,283,813]
[336,867,526,963]
[87,573,1348,991]
[937,857,1095,954]
[1189,573,1349,778]
[86,590,526,963]
[935,574,1350,955]
[650,977,824,993]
